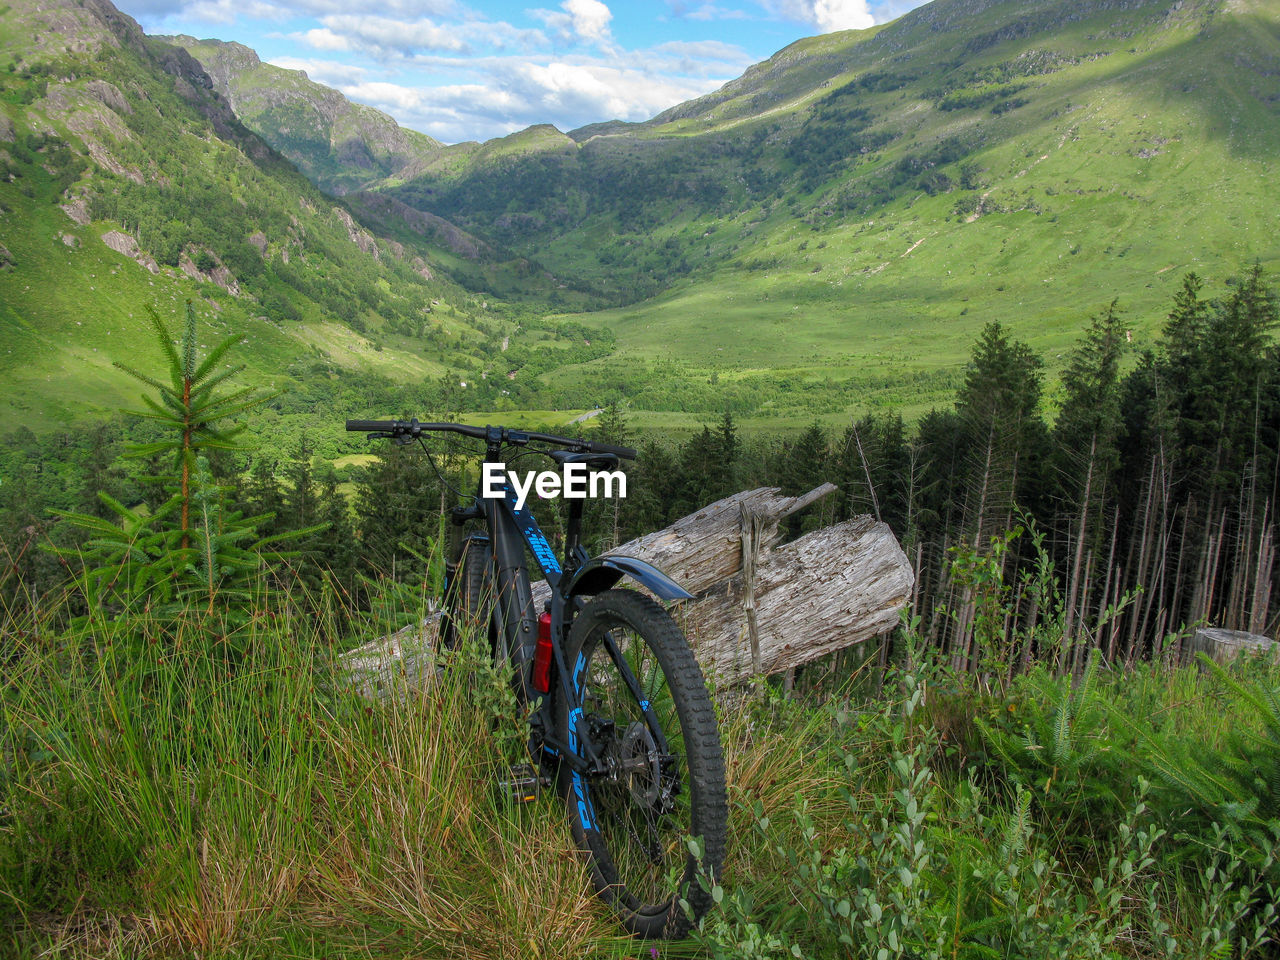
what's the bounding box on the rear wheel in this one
[557,589,727,938]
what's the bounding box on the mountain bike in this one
[346,418,728,939]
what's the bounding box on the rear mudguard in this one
[563,555,694,602]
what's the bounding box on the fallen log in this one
[341,484,914,696]
[676,513,913,684]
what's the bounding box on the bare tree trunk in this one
[1249,502,1274,635]
[851,422,882,522]
[1127,455,1158,656]
[1166,505,1193,651]
[1099,509,1119,663]
[1201,510,1227,626]
[1064,436,1096,646]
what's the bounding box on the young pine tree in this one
[50,301,309,626]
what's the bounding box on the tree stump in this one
[1187,627,1277,665]
[340,484,915,696]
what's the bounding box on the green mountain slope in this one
[4,0,1279,433]
[0,0,567,430]
[382,0,1280,423]
[165,36,443,196]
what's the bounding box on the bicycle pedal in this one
[500,763,540,804]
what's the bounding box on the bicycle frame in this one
[445,434,693,781]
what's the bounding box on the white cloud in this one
[297,27,352,51]
[761,0,873,32]
[562,0,612,42]
[811,0,873,30]
[342,80,430,111]
[180,0,289,25]
[330,53,728,143]
[294,13,548,58]
[312,14,470,54]
[529,0,613,45]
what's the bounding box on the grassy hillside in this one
[4,0,1280,435]
[388,0,1280,424]
[0,0,586,432]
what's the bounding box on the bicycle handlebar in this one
[345,418,637,460]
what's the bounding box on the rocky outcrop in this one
[100,229,159,273]
[60,196,91,225]
[100,229,139,257]
[9,0,146,59]
[84,79,131,115]
[39,82,144,184]
[179,248,240,295]
[334,207,379,260]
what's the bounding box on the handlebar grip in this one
[590,441,637,460]
[346,419,397,432]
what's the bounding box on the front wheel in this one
[441,536,492,652]
[557,589,727,938]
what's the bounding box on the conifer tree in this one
[113,300,269,550]
[353,443,443,583]
[1052,301,1127,642]
[955,321,1044,548]
[51,301,308,628]
[242,456,286,540]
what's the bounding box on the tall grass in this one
[0,579,624,959]
[4,570,1279,958]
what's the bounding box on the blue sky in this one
[116,0,929,143]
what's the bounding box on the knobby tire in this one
[556,588,728,939]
